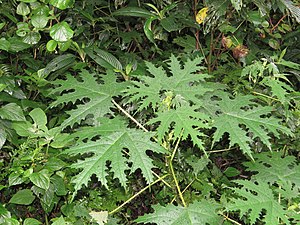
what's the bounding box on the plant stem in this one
[169,129,186,207]
[152,171,172,188]
[112,99,149,132]
[270,14,287,33]
[221,213,242,225]
[207,147,238,153]
[109,174,169,215]
[208,31,214,73]
[45,215,49,225]
[252,91,280,102]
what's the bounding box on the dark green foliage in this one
[0,0,299,224]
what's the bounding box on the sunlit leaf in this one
[50,21,74,42]
[196,7,208,24]
[50,0,74,10]
[16,2,30,16]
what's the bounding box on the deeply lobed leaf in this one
[203,92,293,158]
[124,55,211,111]
[148,106,210,152]
[136,200,222,225]
[226,180,290,224]
[50,69,126,129]
[244,152,300,187]
[64,120,166,196]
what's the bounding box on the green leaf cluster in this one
[0,0,299,224]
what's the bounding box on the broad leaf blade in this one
[136,200,222,225]
[226,180,290,225]
[64,123,166,196]
[9,189,35,205]
[113,7,154,18]
[0,103,25,121]
[85,46,122,70]
[50,70,126,129]
[204,92,293,158]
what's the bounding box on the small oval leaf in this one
[29,171,50,190]
[16,2,30,16]
[50,0,74,10]
[22,31,41,45]
[50,21,74,42]
[46,40,57,52]
[31,15,49,29]
[9,189,35,205]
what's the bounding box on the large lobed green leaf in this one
[203,92,293,158]
[244,152,300,187]
[50,70,126,129]
[64,118,166,196]
[136,200,222,225]
[226,180,290,224]
[124,55,212,111]
[148,106,210,151]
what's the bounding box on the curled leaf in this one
[221,36,233,49]
[232,45,249,59]
[196,7,208,24]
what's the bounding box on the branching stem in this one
[221,213,242,225]
[112,99,149,132]
[169,129,186,207]
[252,91,280,102]
[109,174,169,215]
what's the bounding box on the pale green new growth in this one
[136,200,222,225]
[148,106,210,151]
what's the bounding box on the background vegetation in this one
[0,0,300,224]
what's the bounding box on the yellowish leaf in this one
[196,7,208,24]
[89,211,108,225]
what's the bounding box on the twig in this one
[270,15,287,33]
[252,91,280,102]
[221,213,243,225]
[112,99,149,132]
[109,174,169,214]
[152,171,172,188]
[207,147,238,153]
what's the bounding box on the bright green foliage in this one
[136,200,222,225]
[148,106,210,151]
[64,118,166,195]
[226,180,290,225]
[50,0,74,10]
[204,92,293,158]
[125,55,211,111]
[244,152,300,187]
[50,70,126,129]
